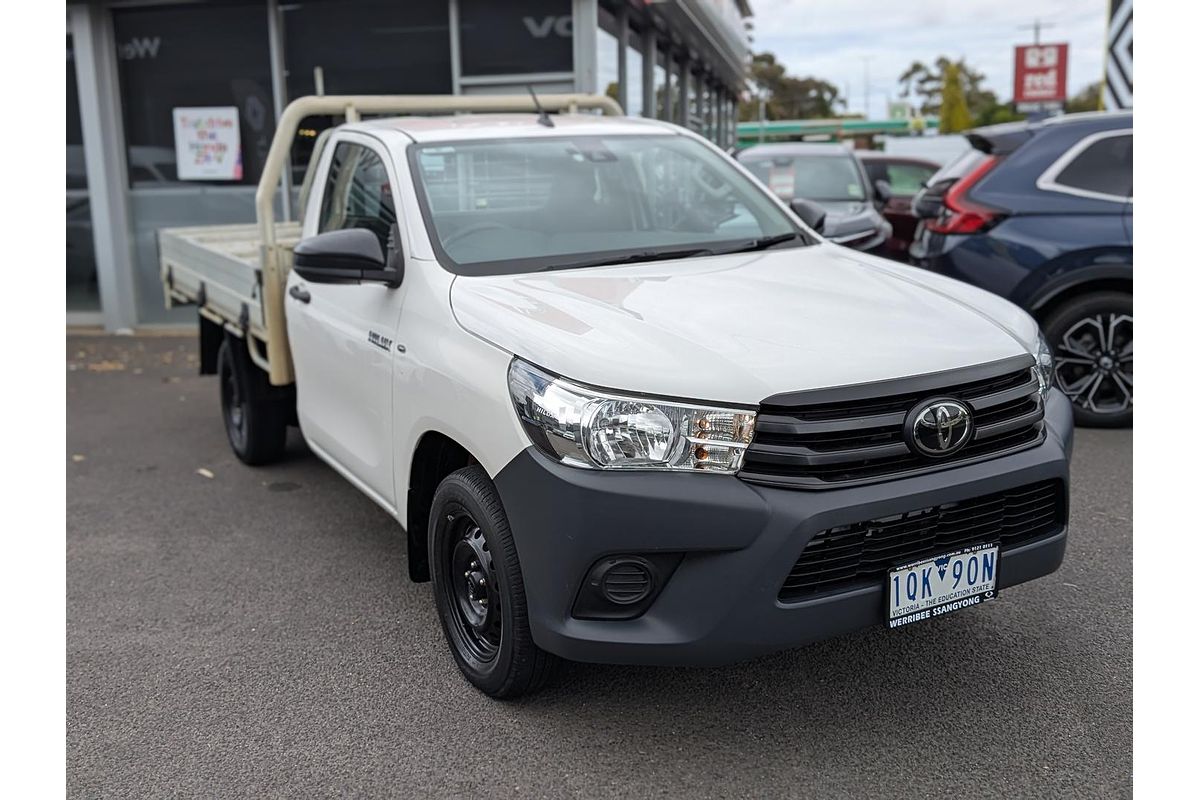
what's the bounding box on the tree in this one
[739,51,844,121]
[898,57,989,116]
[899,55,1024,129]
[1066,81,1102,113]
[972,92,1024,127]
[939,63,973,133]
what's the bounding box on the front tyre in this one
[1042,291,1133,428]
[429,465,558,698]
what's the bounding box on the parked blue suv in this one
[911,111,1132,426]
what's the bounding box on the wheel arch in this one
[1027,263,1132,322]
[405,430,483,582]
[199,313,224,375]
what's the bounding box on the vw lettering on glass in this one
[887,542,1000,628]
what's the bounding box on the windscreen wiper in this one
[540,235,800,272]
[709,232,801,256]
[544,247,716,271]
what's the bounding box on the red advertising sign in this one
[1014,43,1068,106]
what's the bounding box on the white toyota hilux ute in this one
[160,95,1073,698]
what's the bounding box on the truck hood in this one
[449,244,1039,406]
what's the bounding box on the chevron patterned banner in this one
[1104,0,1133,109]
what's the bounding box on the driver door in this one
[286,135,407,510]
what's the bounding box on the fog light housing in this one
[571,553,683,620]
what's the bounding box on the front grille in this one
[739,356,1045,489]
[779,480,1065,601]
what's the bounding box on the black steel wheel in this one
[429,465,558,698]
[217,338,289,464]
[219,342,248,453]
[444,516,502,662]
[1043,291,1133,428]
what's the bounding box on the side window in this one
[318,142,397,251]
[861,161,887,186]
[886,163,937,195]
[1052,133,1132,199]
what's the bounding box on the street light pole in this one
[1018,18,1056,45]
[757,82,766,143]
[862,56,874,119]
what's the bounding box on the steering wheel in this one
[691,163,732,200]
[442,221,511,247]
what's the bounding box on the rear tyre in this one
[1042,291,1133,428]
[429,465,559,698]
[217,338,289,465]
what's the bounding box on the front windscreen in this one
[408,134,804,275]
[739,153,867,202]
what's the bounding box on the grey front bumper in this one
[493,390,1074,666]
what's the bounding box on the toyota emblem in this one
[906,398,973,457]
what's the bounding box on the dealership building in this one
[67,0,753,329]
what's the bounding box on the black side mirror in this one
[293,228,402,287]
[912,178,955,219]
[789,198,826,235]
[874,179,894,203]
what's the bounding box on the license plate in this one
[887,543,999,628]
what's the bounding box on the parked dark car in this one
[737,143,891,252]
[856,152,940,261]
[911,111,1133,426]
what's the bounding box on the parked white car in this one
[160,95,1073,698]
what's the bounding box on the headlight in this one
[1034,332,1054,396]
[507,359,756,473]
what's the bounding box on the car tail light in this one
[926,155,1004,234]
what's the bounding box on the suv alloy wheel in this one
[1042,291,1133,427]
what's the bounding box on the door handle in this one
[288,285,311,304]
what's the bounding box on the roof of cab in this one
[352,113,678,143]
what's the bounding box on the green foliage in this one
[973,98,1024,127]
[739,51,845,121]
[1066,82,1103,113]
[939,63,973,133]
[900,55,1025,130]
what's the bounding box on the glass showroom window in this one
[596,3,642,116]
[654,49,668,120]
[596,24,620,102]
[625,35,644,116]
[113,2,273,187]
[727,96,738,146]
[459,0,573,77]
[687,71,701,132]
[283,0,452,183]
[677,59,691,125]
[67,33,99,313]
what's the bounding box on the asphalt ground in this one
[66,334,1132,798]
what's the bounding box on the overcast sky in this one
[748,0,1109,118]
